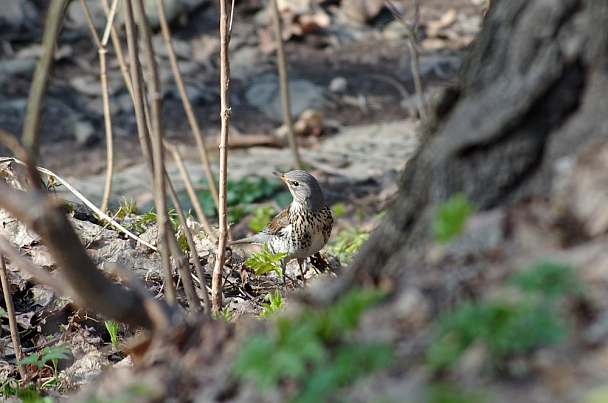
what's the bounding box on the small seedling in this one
[259,290,284,318]
[105,320,120,351]
[18,345,71,390]
[245,243,287,276]
[116,197,137,218]
[432,193,474,244]
[213,307,235,322]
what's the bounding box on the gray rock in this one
[245,74,325,120]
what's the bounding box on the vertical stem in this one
[157,0,220,212]
[123,0,176,305]
[21,0,68,167]
[213,0,232,312]
[0,255,28,382]
[270,0,302,169]
[133,0,175,307]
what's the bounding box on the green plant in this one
[0,377,18,397]
[105,320,120,351]
[197,176,282,222]
[326,227,369,264]
[331,203,346,218]
[213,307,236,322]
[427,382,487,403]
[248,206,277,232]
[124,208,180,234]
[426,262,583,373]
[259,290,284,318]
[508,261,585,299]
[432,193,474,244]
[0,378,53,402]
[18,345,71,389]
[116,197,137,218]
[233,287,393,402]
[245,243,287,276]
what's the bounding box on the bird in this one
[230,170,333,284]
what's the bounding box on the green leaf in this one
[432,193,474,244]
[245,243,286,276]
[17,353,41,366]
[508,261,585,299]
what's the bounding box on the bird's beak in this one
[273,171,287,184]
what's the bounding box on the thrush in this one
[230,170,333,283]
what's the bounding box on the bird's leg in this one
[298,258,306,285]
[281,259,287,284]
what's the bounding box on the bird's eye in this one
[292,181,300,187]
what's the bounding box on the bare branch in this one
[21,0,69,162]
[213,0,233,312]
[0,253,28,381]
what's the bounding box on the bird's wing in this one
[229,205,291,245]
[261,205,291,236]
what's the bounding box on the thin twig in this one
[165,172,208,313]
[123,0,177,306]
[164,141,216,241]
[0,156,158,251]
[21,0,69,162]
[270,0,302,169]
[80,0,118,212]
[0,254,28,381]
[213,0,234,312]
[157,0,220,212]
[385,0,428,123]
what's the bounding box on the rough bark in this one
[347,0,608,281]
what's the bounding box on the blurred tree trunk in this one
[347,0,608,281]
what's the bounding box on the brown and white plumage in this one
[230,170,333,282]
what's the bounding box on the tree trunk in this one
[347,0,608,281]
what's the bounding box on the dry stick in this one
[123,0,177,306]
[156,0,220,212]
[270,0,302,170]
[21,0,68,162]
[385,0,428,123]
[165,141,216,241]
[133,0,176,309]
[213,0,233,312]
[164,173,206,313]
[79,0,119,212]
[0,254,28,382]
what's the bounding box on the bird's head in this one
[274,170,325,210]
